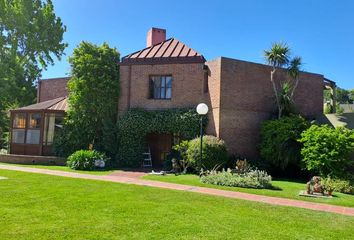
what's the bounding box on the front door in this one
[146,133,173,168]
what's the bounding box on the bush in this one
[186,135,228,171]
[299,125,354,178]
[322,177,354,195]
[260,115,309,170]
[67,150,108,171]
[200,169,272,189]
[332,179,354,195]
[324,104,332,114]
[169,140,191,173]
[0,131,9,150]
[336,103,344,115]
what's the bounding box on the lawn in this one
[143,174,354,208]
[0,162,115,175]
[0,170,353,240]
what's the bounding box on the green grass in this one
[0,170,353,239]
[143,174,354,208]
[0,162,115,175]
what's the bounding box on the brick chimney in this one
[146,27,166,47]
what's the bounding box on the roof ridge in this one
[39,77,71,81]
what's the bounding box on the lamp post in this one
[196,103,209,167]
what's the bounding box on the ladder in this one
[142,147,152,168]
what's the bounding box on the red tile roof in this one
[121,38,205,65]
[12,97,68,112]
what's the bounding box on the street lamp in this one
[196,103,209,167]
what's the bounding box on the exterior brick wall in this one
[118,57,324,160]
[118,63,208,114]
[205,59,221,136]
[38,77,69,102]
[214,57,324,159]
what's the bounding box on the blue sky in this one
[44,0,354,89]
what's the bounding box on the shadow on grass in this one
[268,185,283,191]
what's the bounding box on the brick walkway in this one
[1,164,354,217]
[109,169,149,179]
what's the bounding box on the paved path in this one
[109,170,148,179]
[1,164,354,217]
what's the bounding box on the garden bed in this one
[142,174,354,208]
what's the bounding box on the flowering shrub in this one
[67,150,108,170]
[200,169,272,189]
[322,177,354,195]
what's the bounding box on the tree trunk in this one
[290,77,299,99]
[271,68,282,119]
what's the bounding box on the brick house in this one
[8,28,331,167]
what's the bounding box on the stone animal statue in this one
[171,158,181,175]
[306,176,324,195]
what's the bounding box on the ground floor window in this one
[13,113,26,128]
[12,113,26,144]
[43,113,64,146]
[11,112,63,146]
[26,113,42,144]
[12,129,25,144]
[26,129,40,144]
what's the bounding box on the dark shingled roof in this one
[12,97,68,112]
[121,38,205,65]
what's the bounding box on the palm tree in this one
[278,82,294,116]
[288,56,302,99]
[264,42,290,119]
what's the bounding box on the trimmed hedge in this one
[116,108,207,167]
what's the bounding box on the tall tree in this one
[349,89,354,103]
[336,87,351,104]
[264,42,302,118]
[55,42,120,158]
[0,0,66,148]
[288,56,302,98]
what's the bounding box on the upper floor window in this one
[149,75,172,99]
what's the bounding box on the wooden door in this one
[146,133,172,168]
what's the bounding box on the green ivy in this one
[116,108,207,167]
